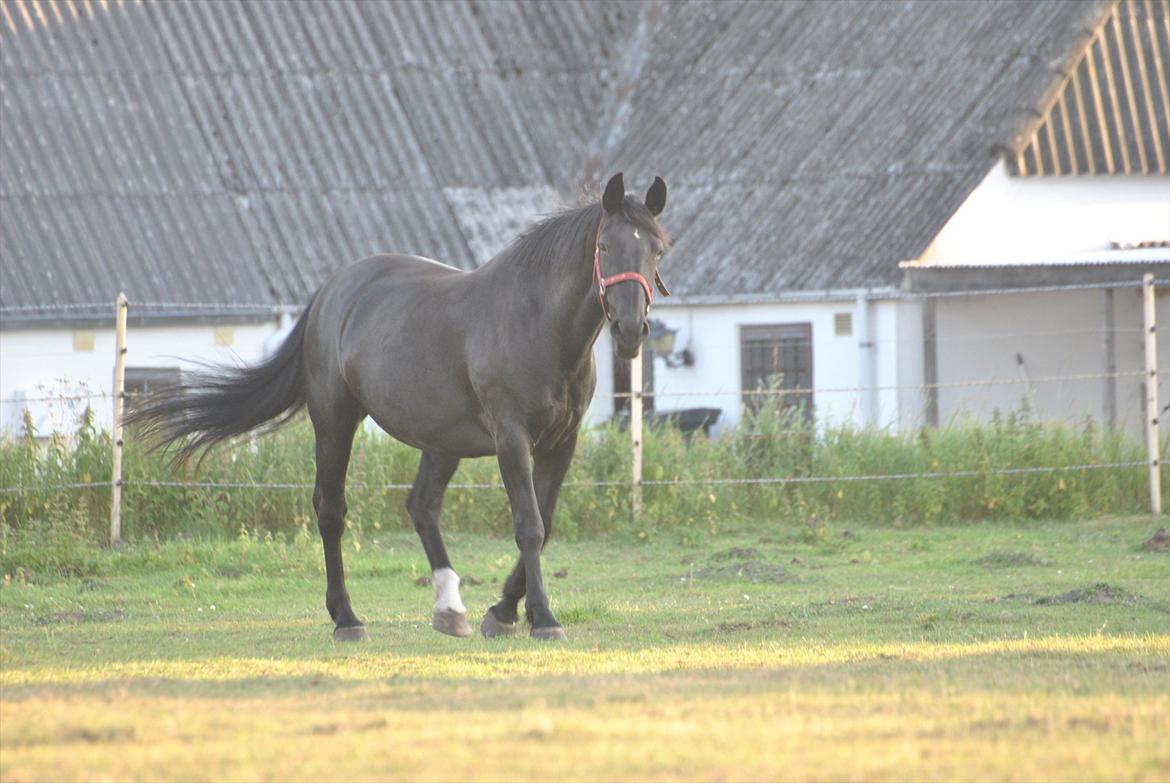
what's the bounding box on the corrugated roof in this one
[0,0,1114,319]
[1010,0,1170,176]
[600,0,1109,295]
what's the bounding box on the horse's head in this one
[595,172,670,360]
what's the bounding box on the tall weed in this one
[0,404,1159,566]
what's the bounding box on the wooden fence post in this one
[1142,274,1161,515]
[630,348,644,523]
[110,292,128,546]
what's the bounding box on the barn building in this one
[2,0,1167,440]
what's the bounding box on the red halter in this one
[592,215,670,322]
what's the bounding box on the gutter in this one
[0,304,301,331]
[658,287,902,307]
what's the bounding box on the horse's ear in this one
[645,176,667,216]
[602,172,625,214]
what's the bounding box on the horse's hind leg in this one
[310,402,366,642]
[407,451,471,637]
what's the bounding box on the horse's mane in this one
[494,194,671,274]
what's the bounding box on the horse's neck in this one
[496,226,604,370]
[541,246,605,370]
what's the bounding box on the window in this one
[124,367,182,398]
[612,349,655,416]
[740,324,813,420]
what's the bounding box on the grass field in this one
[1,515,1168,781]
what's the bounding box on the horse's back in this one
[334,253,465,289]
[304,253,494,455]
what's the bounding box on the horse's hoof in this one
[530,625,566,641]
[480,609,518,638]
[433,609,472,638]
[333,625,369,642]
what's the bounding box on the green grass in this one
[2,405,1161,548]
[1,515,1168,781]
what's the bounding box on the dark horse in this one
[126,173,670,642]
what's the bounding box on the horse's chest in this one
[529,396,580,447]
[528,376,591,450]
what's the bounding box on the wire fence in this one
[606,369,1158,400]
[0,276,1164,530]
[3,369,1165,406]
[0,461,1149,497]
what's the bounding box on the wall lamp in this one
[647,319,694,368]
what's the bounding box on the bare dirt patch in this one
[975,550,1051,568]
[692,560,795,583]
[1141,528,1168,552]
[714,618,792,633]
[685,547,797,583]
[1035,583,1142,605]
[714,547,759,561]
[33,609,126,626]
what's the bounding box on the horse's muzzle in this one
[611,318,648,360]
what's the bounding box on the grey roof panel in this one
[0,0,1118,317]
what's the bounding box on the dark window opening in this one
[124,367,182,398]
[740,324,813,422]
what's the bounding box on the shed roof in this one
[1009,0,1170,176]
[0,0,1109,320]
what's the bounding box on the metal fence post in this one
[1142,274,1161,515]
[110,292,128,546]
[630,348,644,522]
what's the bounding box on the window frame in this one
[738,323,814,421]
[123,366,183,398]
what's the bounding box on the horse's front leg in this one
[492,430,564,640]
[484,433,577,638]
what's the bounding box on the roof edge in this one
[661,287,902,306]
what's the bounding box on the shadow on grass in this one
[3,642,1168,716]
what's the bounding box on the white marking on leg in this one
[433,567,466,613]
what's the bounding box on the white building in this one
[2,0,1166,442]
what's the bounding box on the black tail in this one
[125,298,315,466]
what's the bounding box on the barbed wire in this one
[0,392,112,405]
[125,478,633,491]
[605,369,1152,400]
[0,461,1146,496]
[641,461,1146,486]
[0,480,111,495]
[891,277,1168,300]
[861,326,1148,345]
[4,369,1162,408]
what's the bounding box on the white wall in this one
[920,160,1169,263]
[586,286,1169,440]
[7,306,887,440]
[907,158,1169,438]
[893,298,927,429]
[11,288,1162,442]
[934,288,1169,439]
[0,320,283,435]
[588,297,905,433]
